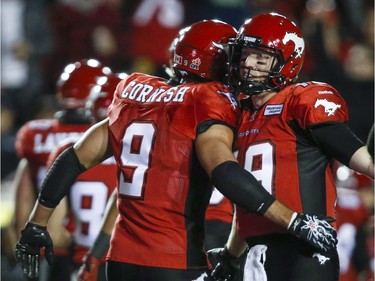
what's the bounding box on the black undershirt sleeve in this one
[367,124,374,161]
[197,120,236,135]
[211,161,276,215]
[310,122,364,166]
[38,146,87,208]
[89,231,111,259]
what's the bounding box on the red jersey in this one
[15,119,90,192]
[47,139,117,265]
[107,72,240,269]
[236,82,349,238]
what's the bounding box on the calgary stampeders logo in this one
[314,98,341,116]
[190,58,201,70]
[282,32,305,58]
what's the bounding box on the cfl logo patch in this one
[190,58,201,70]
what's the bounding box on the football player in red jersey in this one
[46,73,124,281]
[12,59,112,281]
[208,13,374,281]
[75,31,240,281]
[15,20,338,281]
[167,31,242,273]
[166,29,236,252]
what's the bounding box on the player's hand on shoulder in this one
[287,212,337,252]
[77,254,101,281]
[207,246,242,281]
[14,222,54,278]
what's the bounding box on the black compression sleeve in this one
[89,231,111,259]
[211,161,275,215]
[367,124,374,161]
[38,146,87,208]
[310,122,364,166]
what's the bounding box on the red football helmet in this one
[86,72,126,121]
[172,19,237,83]
[229,13,305,95]
[57,59,112,109]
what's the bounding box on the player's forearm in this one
[101,190,118,235]
[225,202,294,257]
[211,161,275,215]
[47,197,72,249]
[28,202,55,227]
[15,199,36,237]
[14,159,36,236]
[349,146,374,179]
[263,200,294,228]
[225,213,248,257]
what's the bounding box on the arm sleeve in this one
[211,161,276,215]
[310,122,364,166]
[88,231,111,259]
[38,146,87,208]
[367,124,374,161]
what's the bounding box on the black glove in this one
[288,213,337,252]
[207,246,242,281]
[14,222,54,278]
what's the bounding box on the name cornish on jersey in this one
[121,82,236,105]
[121,82,190,103]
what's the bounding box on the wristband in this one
[287,212,298,229]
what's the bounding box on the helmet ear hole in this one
[277,76,285,84]
[290,64,298,73]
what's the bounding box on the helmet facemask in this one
[228,39,286,96]
[228,11,306,96]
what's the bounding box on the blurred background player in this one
[46,73,124,281]
[12,59,111,281]
[165,31,241,270]
[76,190,118,281]
[334,163,374,281]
